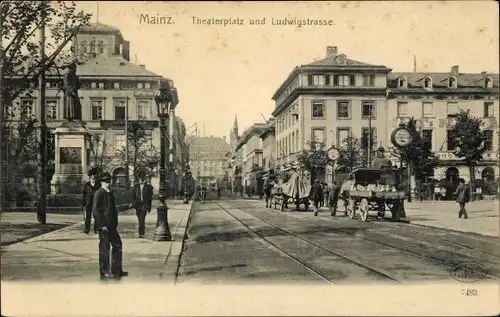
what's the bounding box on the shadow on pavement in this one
[182,263,247,276]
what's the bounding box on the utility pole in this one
[37,17,47,224]
[125,96,129,186]
[0,4,5,209]
[367,98,372,167]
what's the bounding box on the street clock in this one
[326,147,340,161]
[391,126,413,148]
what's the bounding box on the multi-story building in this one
[6,22,182,193]
[188,136,231,182]
[259,118,276,175]
[271,45,499,185]
[271,46,392,181]
[234,124,266,195]
[387,67,499,183]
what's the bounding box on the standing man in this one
[454,178,470,219]
[81,168,100,234]
[311,179,323,216]
[92,172,128,280]
[130,172,153,238]
[328,181,341,216]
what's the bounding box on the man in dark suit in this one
[81,168,100,234]
[311,179,323,216]
[92,172,128,280]
[328,181,341,216]
[130,172,153,238]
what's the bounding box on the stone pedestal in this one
[50,121,90,194]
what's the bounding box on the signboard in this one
[391,126,413,148]
[60,147,82,164]
[134,91,155,97]
[435,151,498,161]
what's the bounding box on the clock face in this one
[394,128,413,147]
[327,148,340,161]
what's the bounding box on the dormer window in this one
[424,76,432,89]
[485,77,493,88]
[448,76,457,88]
[398,76,408,88]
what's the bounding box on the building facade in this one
[271,45,499,185]
[259,118,276,175]
[234,124,266,195]
[188,136,231,184]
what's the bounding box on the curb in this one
[402,221,498,239]
[173,201,194,284]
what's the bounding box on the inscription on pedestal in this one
[60,147,82,164]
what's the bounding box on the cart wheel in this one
[359,198,369,222]
[347,199,356,219]
[391,201,402,222]
[377,203,385,219]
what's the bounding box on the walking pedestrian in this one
[130,172,153,238]
[92,172,128,280]
[311,179,323,216]
[145,176,154,213]
[434,184,441,201]
[454,178,470,219]
[81,168,100,234]
[323,183,330,208]
[328,181,341,216]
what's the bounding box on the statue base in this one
[50,122,90,195]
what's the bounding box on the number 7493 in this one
[461,289,478,296]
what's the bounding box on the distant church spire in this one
[232,115,238,134]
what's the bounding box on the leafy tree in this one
[337,136,363,172]
[89,133,112,176]
[117,121,159,184]
[297,141,329,183]
[448,109,487,197]
[0,1,91,206]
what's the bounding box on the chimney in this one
[139,64,145,68]
[223,136,227,142]
[326,46,338,58]
[481,71,487,76]
[451,65,459,75]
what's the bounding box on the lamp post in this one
[183,159,191,204]
[153,81,174,241]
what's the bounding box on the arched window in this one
[482,167,495,182]
[424,76,432,89]
[81,41,88,54]
[398,76,408,88]
[97,40,104,54]
[89,39,96,54]
[448,76,457,88]
[485,77,493,88]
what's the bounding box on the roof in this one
[305,54,388,68]
[388,72,499,88]
[78,22,122,34]
[188,136,231,152]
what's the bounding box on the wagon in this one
[343,167,407,222]
[268,172,311,211]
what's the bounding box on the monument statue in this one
[63,62,82,122]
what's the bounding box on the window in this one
[447,102,459,117]
[424,76,432,88]
[311,101,325,119]
[483,130,493,151]
[422,102,434,117]
[363,74,375,86]
[89,40,96,54]
[137,83,143,89]
[312,128,324,149]
[97,40,104,54]
[145,82,151,89]
[337,128,350,147]
[448,77,457,88]
[98,82,105,89]
[307,75,313,86]
[484,102,494,117]
[91,82,97,88]
[114,82,120,89]
[46,99,57,120]
[362,101,376,119]
[422,130,433,151]
[397,102,408,117]
[337,101,351,119]
[324,75,330,86]
[137,100,151,120]
[91,100,104,120]
[398,76,408,88]
[485,77,493,88]
[446,130,458,151]
[114,134,126,152]
[335,75,354,86]
[114,99,126,120]
[21,99,34,117]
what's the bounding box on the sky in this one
[75,1,499,140]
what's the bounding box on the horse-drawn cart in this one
[266,172,311,211]
[344,168,407,222]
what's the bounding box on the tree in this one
[297,141,329,183]
[337,136,363,172]
[117,121,159,182]
[89,133,112,175]
[360,130,377,166]
[448,109,487,197]
[0,1,91,206]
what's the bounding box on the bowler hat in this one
[100,172,112,182]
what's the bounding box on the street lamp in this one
[153,81,174,241]
[183,159,191,204]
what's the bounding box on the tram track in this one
[233,200,500,281]
[213,200,405,284]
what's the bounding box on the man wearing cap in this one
[81,168,100,234]
[92,172,128,280]
[130,172,153,238]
